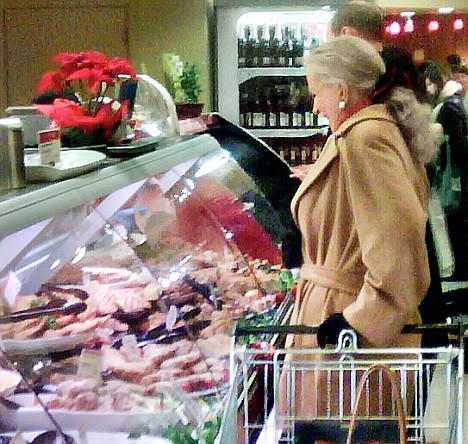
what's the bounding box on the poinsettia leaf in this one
[104,57,137,78]
[59,61,80,77]
[81,51,108,67]
[52,52,80,66]
[37,71,65,94]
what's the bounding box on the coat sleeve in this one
[340,121,430,347]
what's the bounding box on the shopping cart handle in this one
[235,321,464,338]
[401,322,460,334]
[234,324,319,337]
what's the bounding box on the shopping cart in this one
[221,323,464,444]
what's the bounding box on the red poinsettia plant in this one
[35,51,137,146]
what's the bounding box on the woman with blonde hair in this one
[280,35,438,422]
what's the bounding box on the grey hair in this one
[306,35,385,94]
[386,87,439,165]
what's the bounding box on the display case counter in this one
[0,130,294,441]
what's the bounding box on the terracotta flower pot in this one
[175,102,204,120]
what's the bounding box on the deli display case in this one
[0,130,295,442]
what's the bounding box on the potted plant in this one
[176,62,204,119]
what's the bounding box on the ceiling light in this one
[438,7,454,14]
[404,19,414,33]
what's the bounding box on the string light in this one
[389,21,401,35]
[428,20,440,32]
[454,18,464,30]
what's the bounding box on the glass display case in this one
[0,132,294,442]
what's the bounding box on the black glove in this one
[317,313,353,349]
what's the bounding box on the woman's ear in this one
[340,26,360,37]
[339,81,349,104]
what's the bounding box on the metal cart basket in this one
[222,329,464,444]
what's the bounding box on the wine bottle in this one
[251,25,259,68]
[238,25,246,68]
[268,25,277,67]
[293,23,305,67]
[282,25,291,67]
[259,25,271,67]
[244,25,254,68]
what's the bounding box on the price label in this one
[3,271,22,309]
[77,349,102,381]
[38,128,61,166]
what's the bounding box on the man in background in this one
[329,0,384,51]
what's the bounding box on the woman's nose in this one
[312,101,319,114]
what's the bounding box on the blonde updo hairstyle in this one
[305,35,385,97]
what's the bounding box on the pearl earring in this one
[338,100,346,109]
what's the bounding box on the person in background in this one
[281,35,437,418]
[452,65,468,126]
[422,61,468,280]
[447,54,463,75]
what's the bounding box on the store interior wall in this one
[0,0,212,114]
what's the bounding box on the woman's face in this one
[307,70,344,132]
[425,77,437,97]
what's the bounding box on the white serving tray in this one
[0,333,92,355]
[24,150,106,182]
[3,394,177,433]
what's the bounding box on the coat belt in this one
[299,263,363,294]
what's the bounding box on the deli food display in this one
[0,133,293,442]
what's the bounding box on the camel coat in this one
[280,104,430,419]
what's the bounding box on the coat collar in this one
[292,104,396,216]
[333,103,395,137]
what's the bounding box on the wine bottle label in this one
[317,115,329,126]
[280,112,289,127]
[301,148,307,163]
[293,112,301,127]
[312,147,319,161]
[269,112,276,127]
[253,112,264,127]
[290,148,296,165]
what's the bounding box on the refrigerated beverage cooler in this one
[215,1,344,165]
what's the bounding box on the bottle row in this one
[279,143,323,166]
[238,23,321,69]
[241,109,329,129]
[239,78,329,129]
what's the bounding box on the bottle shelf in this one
[238,67,306,84]
[249,127,328,139]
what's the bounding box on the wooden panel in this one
[0,10,6,112]
[5,6,128,107]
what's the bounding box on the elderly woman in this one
[281,35,438,421]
